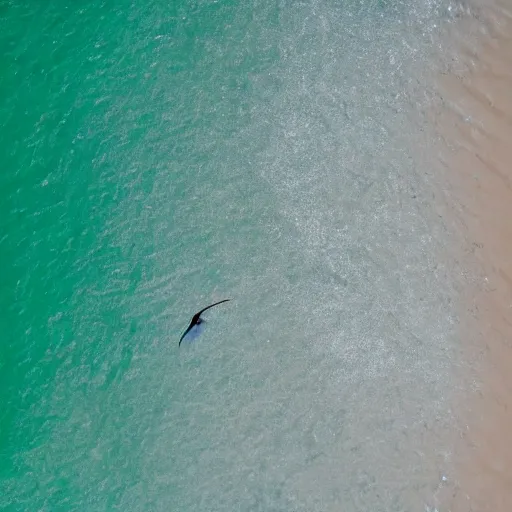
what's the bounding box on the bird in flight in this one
[179,299,231,346]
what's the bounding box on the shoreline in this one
[430,1,512,509]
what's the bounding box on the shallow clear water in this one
[1,1,463,510]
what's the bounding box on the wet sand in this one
[431,1,512,510]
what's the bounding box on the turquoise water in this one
[1,1,462,510]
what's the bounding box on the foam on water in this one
[1,1,465,510]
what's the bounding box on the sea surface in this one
[1,1,466,510]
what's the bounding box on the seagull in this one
[179,299,231,346]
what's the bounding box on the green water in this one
[2,1,462,510]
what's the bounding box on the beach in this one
[432,1,512,509]
[1,1,510,510]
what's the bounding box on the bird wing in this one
[179,322,194,346]
[196,299,231,317]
